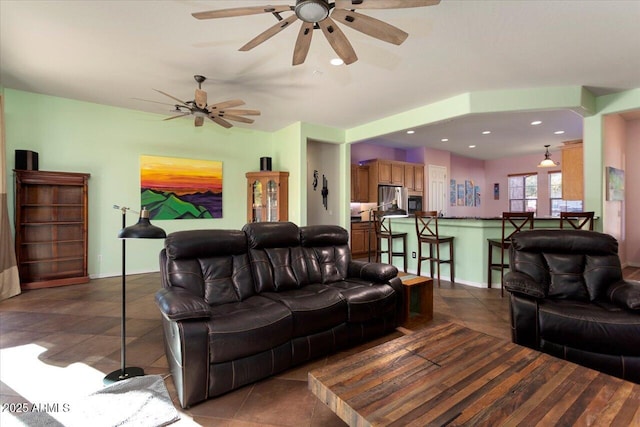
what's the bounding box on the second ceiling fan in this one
[192,0,440,66]
[151,75,261,129]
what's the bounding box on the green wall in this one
[4,89,281,277]
[4,86,639,283]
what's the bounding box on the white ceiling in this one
[1,0,639,160]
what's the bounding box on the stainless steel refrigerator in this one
[378,186,408,211]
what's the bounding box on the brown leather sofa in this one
[155,222,403,408]
[503,229,640,383]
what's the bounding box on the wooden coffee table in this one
[309,322,640,426]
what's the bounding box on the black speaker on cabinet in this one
[15,150,39,170]
[260,157,272,171]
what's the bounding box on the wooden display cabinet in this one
[246,171,289,223]
[14,170,90,289]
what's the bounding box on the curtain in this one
[0,92,21,300]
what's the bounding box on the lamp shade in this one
[537,144,558,168]
[382,203,408,218]
[118,207,166,239]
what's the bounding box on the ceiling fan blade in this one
[194,116,205,127]
[195,88,207,109]
[218,114,255,124]
[220,109,261,116]
[132,97,179,107]
[162,113,190,121]
[334,0,440,9]
[209,115,233,129]
[317,17,358,65]
[192,5,292,20]
[153,89,190,107]
[239,14,299,51]
[331,9,408,45]
[293,22,314,66]
[208,99,245,111]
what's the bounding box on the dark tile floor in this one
[1,269,635,426]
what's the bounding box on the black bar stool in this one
[560,211,594,230]
[414,211,454,287]
[487,212,534,296]
[373,210,407,272]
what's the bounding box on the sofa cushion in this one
[538,299,640,356]
[249,246,309,292]
[328,280,397,322]
[243,222,300,249]
[544,253,589,301]
[262,284,347,337]
[164,233,255,304]
[207,296,292,363]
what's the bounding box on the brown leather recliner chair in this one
[503,229,640,383]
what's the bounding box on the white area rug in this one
[12,375,180,427]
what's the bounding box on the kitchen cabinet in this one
[246,171,289,223]
[404,164,424,192]
[561,140,583,200]
[362,159,424,201]
[350,165,369,202]
[351,221,376,259]
[14,170,90,289]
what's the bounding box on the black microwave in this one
[408,195,423,214]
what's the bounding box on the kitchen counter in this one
[353,215,599,288]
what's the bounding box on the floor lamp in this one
[104,205,166,385]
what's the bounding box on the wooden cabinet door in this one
[414,165,424,192]
[391,163,404,186]
[404,164,415,190]
[378,161,392,184]
[356,166,369,202]
[351,226,367,257]
[350,165,357,201]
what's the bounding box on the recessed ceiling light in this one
[406,130,415,134]
[441,138,449,142]
[330,58,344,66]
[531,120,542,125]
[469,145,476,148]
[554,130,565,135]
[482,131,491,135]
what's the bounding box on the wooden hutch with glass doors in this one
[246,171,289,222]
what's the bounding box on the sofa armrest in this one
[348,260,398,283]
[155,288,211,321]
[503,271,546,299]
[607,280,640,310]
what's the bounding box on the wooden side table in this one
[397,273,433,327]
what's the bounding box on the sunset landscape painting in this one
[140,155,222,219]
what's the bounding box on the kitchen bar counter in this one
[353,216,599,288]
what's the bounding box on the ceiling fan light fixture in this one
[295,0,330,23]
[193,110,208,118]
[537,144,558,168]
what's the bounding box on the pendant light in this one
[537,145,558,168]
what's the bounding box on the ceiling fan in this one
[142,75,261,129]
[192,0,440,66]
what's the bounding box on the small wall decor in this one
[494,183,499,200]
[474,186,481,206]
[450,179,456,206]
[140,155,222,219]
[313,170,318,191]
[321,174,329,210]
[457,184,464,206]
[606,166,624,201]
